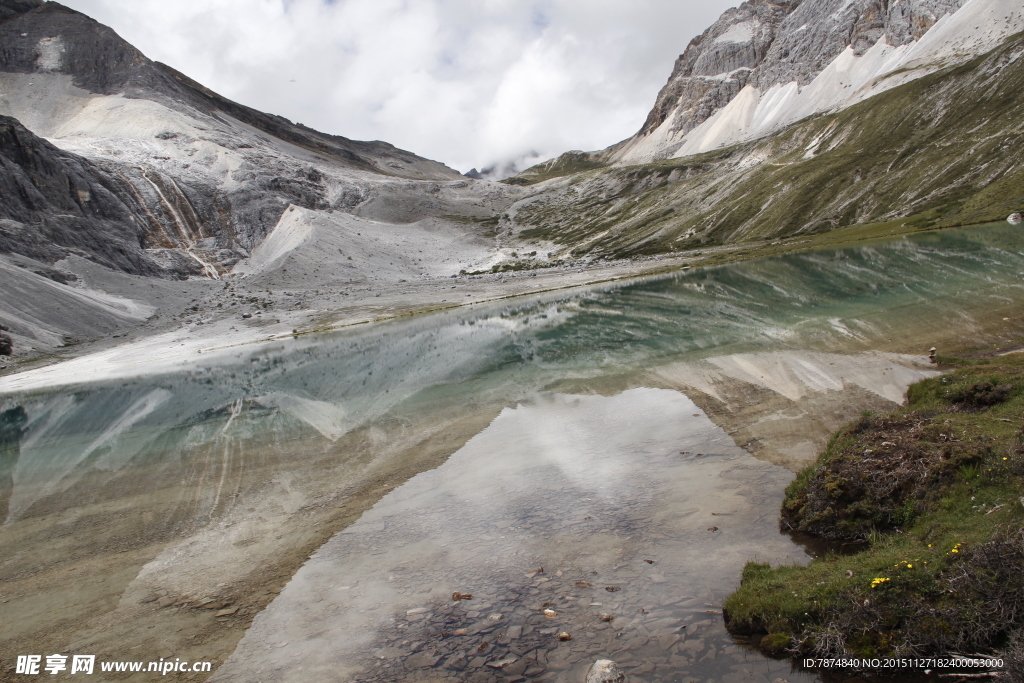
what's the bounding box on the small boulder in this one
[1008,213,1023,225]
[586,659,625,683]
[0,333,11,356]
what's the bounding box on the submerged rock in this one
[586,659,625,683]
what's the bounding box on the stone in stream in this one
[404,652,439,669]
[586,659,626,683]
[1008,213,1023,225]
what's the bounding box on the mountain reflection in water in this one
[1,223,1023,680]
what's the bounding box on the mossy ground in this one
[724,352,1024,674]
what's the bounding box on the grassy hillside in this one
[507,31,1024,259]
[723,352,1024,676]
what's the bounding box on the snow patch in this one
[698,67,753,82]
[35,36,64,71]
[715,21,758,44]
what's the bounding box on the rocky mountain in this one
[511,0,1022,176]
[616,0,1024,163]
[504,0,1024,258]
[506,32,1024,257]
[0,0,492,281]
[0,114,171,274]
[0,0,536,362]
[626,0,963,156]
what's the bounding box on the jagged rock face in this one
[637,0,798,138]
[638,0,964,140]
[0,114,197,276]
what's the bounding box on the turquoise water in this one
[2,223,1024,681]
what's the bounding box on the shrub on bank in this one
[724,354,1024,671]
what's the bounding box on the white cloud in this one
[60,0,737,175]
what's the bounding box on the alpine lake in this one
[4,223,1024,682]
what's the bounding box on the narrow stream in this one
[3,223,1024,681]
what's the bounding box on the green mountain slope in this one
[506,31,1024,259]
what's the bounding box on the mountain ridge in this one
[0,0,462,180]
[512,0,1021,179]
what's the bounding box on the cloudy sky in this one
[61,0,737,175]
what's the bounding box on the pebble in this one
[200,600,227,610]
[404,652,438,669]
[486,656,517,669]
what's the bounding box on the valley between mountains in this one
[0,0,1021,383]
[3,1,1024,680]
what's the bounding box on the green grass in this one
[724,354,1024,669]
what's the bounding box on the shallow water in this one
[215,389,814,683]
[3,223,1024,680]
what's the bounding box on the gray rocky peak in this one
[638,0,965,141]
